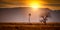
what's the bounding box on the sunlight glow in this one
[30,3,39,9]
[29,0,41,10]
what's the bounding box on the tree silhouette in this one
[39,8,50,25]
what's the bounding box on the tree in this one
[39,8,50,25]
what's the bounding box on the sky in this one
[0,0,60,10]
[0,8,60,23]
[0,0,60,23]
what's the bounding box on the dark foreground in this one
[0,23,60,30]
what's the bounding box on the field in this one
[0,23,60,30]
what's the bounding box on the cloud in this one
[0,0,60,10]
[40,0,60,4]
[43,4,60,7]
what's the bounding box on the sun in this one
[31,3,39,9]
[29,0,41,10]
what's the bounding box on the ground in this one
[0,23,60,30]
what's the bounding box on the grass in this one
[0,23,60,30]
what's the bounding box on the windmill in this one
[28,13,31,23]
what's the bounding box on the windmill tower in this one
[28,13,31,23]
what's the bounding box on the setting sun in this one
[30,3,40,9]
[29,0,41,10]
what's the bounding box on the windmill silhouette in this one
[28,13,31,23]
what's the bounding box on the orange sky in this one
[0,0,60,10]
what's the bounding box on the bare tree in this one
[39,8,50,25]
